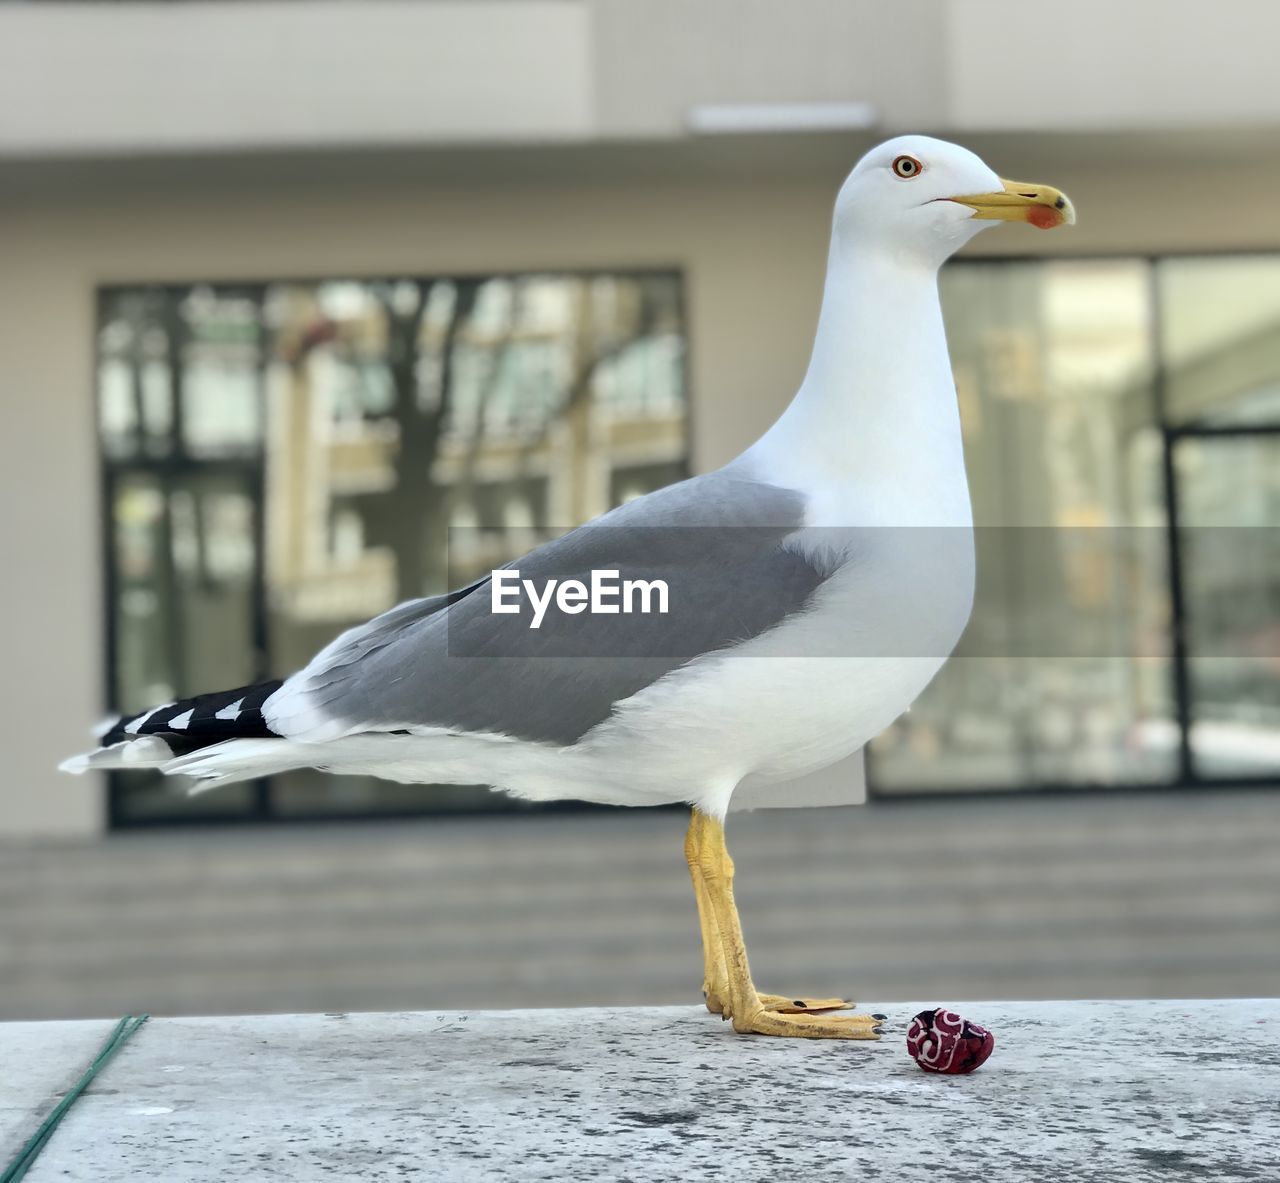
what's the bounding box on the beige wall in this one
[8,0,1280,159]
[593,0,948,135]
[947,0,1280,131]
[0,1,594,155]
[2,209,105,838]
[7,143,1280,836]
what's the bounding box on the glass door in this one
[1173,431,1280,777]
[1157,256,1280,780]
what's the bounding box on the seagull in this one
[63,136,1073,1039]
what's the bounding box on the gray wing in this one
[268,470,828,746]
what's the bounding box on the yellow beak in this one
[948,178,1076,230]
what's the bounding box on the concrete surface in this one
[2,793,1279,1021]
[1,1001,1277,1182]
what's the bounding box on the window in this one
[98,257,1280,820]
[870,256,1280,794]
[98,272,688,823]
[1159,258,1280,779]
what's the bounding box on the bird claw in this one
[732,1007,884,1040]
[757,993,853,1014]
[705,990,854,1019]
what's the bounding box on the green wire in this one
[1,1014,149,1183]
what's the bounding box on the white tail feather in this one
[163,739,311,793]
[58,736,174,774]
[58,734,302,794]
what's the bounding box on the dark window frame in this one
[97,268,692,828]
[864,249,1280,801]
[96,253,1280,827]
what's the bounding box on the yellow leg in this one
[685,810,878,1035]
[685,813,732,1013]
[684,812,848,1016]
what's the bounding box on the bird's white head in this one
[833,135,1075,268]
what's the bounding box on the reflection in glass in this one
[98,290,175,460]
[1176,437,1280,776]
[109,471,260,821]
[1159,256,1280,426]
[263,273,686,814]
[261,273,684,650]
[97,256,1280,812]
[99,272,688,820]
[179,287,264,458]
[111,473,175,712]
[872,260,1174,792]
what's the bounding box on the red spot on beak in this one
[1027,206,1061,230]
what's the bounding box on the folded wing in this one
[265,471,832,747]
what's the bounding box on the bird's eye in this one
[892,155,923,179]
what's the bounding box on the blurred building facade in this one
[2,0,1279,837]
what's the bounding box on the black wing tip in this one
[102,678,285,747]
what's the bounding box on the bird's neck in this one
[743,244,972,527]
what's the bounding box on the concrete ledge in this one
[3,1001,1276,1181]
